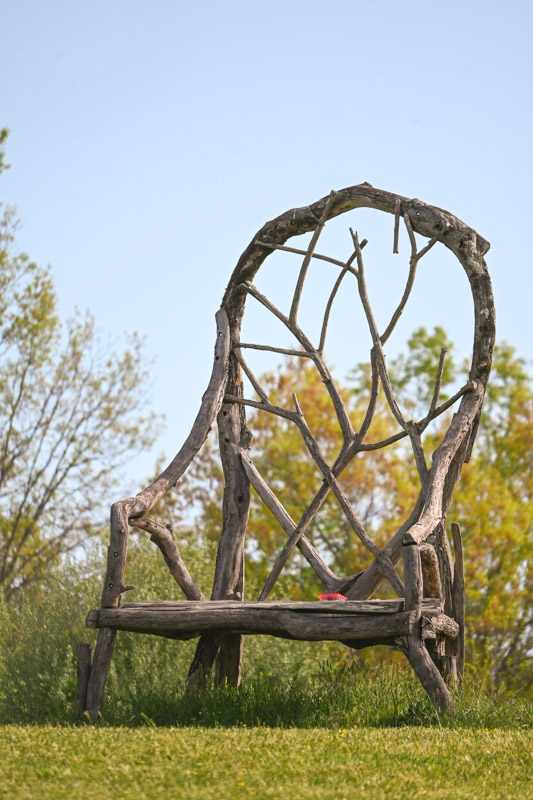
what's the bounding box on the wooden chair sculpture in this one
[79,184,495,718]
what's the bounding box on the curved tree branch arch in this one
[82,183,495,717]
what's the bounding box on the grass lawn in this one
[1,726,531,800]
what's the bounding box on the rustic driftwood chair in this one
[78,185,495,718]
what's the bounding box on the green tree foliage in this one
[0,133,162,599]
[167,331,532,693]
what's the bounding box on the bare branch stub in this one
[393,197,401,254]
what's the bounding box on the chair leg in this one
[402,536,453,712]
[185,632,220,693]
[186,632,244,692]
[76,643,92,712]
[406,636,453,712]
[215,633,244,687]
[85,627,117,720]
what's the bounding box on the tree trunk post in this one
[186,357,251,691]
[451,522,466,682]
[84,628,117,720]
[185,632,220,693]
[76,643,92,713]
[84,500,129,719]
[402,535,453,712]
[215,633,245,686]
[428,523,458,686]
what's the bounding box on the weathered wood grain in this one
[118,599,442,614]
[402,538,424,614]
[420,543,442,600]
[451,522,466,681]
[187,347,251,690]
[422,613,460,641]
[186,632,220,692]
[76,643,91,712]
[93,606,416,641]
[84,628,116,720]
[402,539,453,711]
[215,633,243,687]
[131,518,205,601]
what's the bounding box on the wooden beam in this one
[118,598,442,614]
[402,538,453,712]
[93,606,416,642]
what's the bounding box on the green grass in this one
[80,663,533,731]
[1,726,531,799]
[1,663,531,798]
[1,558,531,797]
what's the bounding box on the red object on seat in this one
[317,593,347,601]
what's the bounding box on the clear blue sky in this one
[1,0,531,491]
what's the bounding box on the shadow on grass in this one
[84,662,533,730]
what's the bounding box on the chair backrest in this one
[99,184,495,615]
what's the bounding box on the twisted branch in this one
[427,347,448,421]
[352,229,432,489]
[226,379,476,450]
[239,343,313,359]
[352,228,408,428]
[132,518,205,601]
[240,452,346,593]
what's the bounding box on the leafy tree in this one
[0,133,162,599]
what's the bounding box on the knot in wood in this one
[406,200,450,239]
[476,358,491,377]
[240,425,253,449]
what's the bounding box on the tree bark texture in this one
[451,522,466,682]
[186,352,251,690]
[402,538,453,712]
[117,598,441,614]
[90,605,417,641]
[84,628,116,721]
[76,643,91,713]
